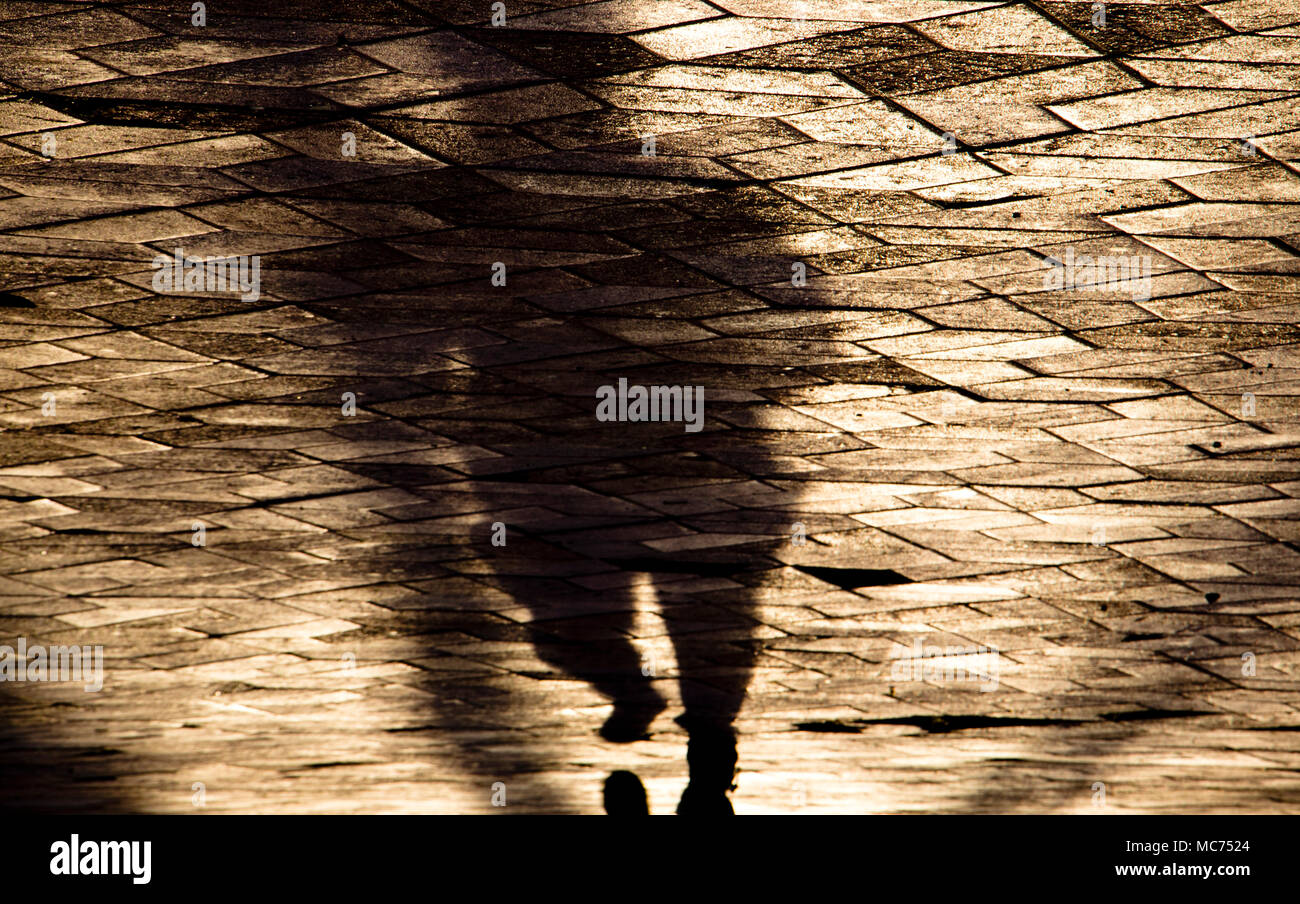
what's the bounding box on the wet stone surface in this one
[0,0,1299,814]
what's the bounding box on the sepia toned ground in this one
[1,0,1299,814]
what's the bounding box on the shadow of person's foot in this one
[677,785,735,815]
[604,770,650,815]
[598,694,667,743]
[676,721,738,815]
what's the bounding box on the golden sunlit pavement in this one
[0,0,1299,818]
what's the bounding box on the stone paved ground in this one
[1,0,1299,814]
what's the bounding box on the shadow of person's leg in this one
[663,594,760,814]
[496,574,666,743]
